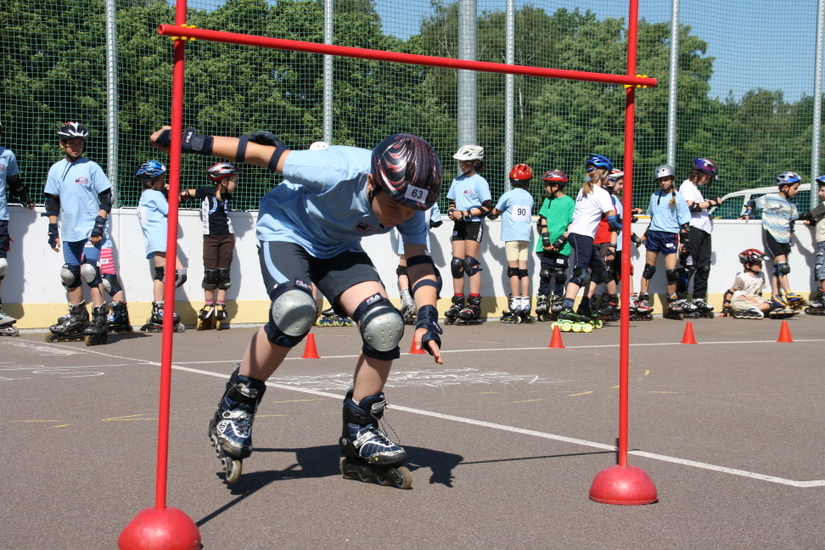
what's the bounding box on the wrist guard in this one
[91,215,107,238]
[552,235,567,249]
[156,129,214,156]
[415,305,442,356]
[542,234,551,248]
[48,223,59,248]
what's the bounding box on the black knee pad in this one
[450,257,464,279]
[697,265,711,279]
[665,268,680,283]
[571,266,591,288]
[80,259,102,288]
[553,267,567,285]
[642,263,656,281]
[154,266,165,281]
[395,264,408,278]
[263,279,317,348]
[102,273,123,296]
[217,267,231,290]
[202,268,219,290]
[775,262,790,276]
[507,266,519,278]
[518,268,528,279]
[539,266,552,284]
[352,294,404,361]
[60,264,82,289]
[463,255,481,276]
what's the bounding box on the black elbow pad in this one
[98,188,113,213]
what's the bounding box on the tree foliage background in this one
[1,0,821,214]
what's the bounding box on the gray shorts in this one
[258,241,382,315]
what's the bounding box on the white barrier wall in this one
[4,207,820,328]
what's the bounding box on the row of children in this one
[0,121,240,342]
[439,145,825,326]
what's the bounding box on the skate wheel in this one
[196,319,204,330]
[225,459,242,484]
[594,320,604,329]
[175,324,186,333]
[45,333,58,343]
[215,320,222,331]
[582,323,594,333]
[394,466,413,489]
[85,335,93,346]
[571,324,582,333]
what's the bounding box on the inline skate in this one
[552,306,596,333]
[141,300,185,332]
[399,288,416,325]
[598,294,619,321]
[535,294,551,322]
[457,295,483,325]
[518,296,533,323]
[550,294,564,319]
[732,306,764,319]
[444,295,465,325]
[577,300,603,328]
[0,301,19,337]
[691,298,715,319]
[665,294,688,320]
[208,367,267,484]
[501,295,520,323]
[783,292,807,312]
[768,295,796,319]
[46,302,89,343]
[339,389,412,489]
[107,301,133,333]
[196,303,224,330]
[630,293,653,321]
[315,307,354,327]
[804,290,825,315]
[83,303,109,346]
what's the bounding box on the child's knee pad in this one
[263,279,317,348]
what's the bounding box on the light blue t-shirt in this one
[495,187,534,242]
[756,193,798,243]
[137,189,169,258]
[446,173,492,221]
[256,146,428,259]
[44,157,112,242]
[646,189,691,233]
[0,146,21,221]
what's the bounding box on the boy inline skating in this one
[150,127,443,488]
[181,162,239,330]
[743,172,806,311]
[135,160,186,333]
[43,122,113,345]
[0,119,34,336]
[489,164,535,323]
[444,144,492,325]
[534,170,574,322]
[677,158,723,317]
[797,175,825,314]
[720,248,791,319]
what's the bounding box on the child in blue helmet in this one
[135,160,186,330]
[150,127,442,486]
[743,172,805,311]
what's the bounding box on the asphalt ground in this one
[2,314,824,550]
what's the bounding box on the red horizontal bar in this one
[158,25,657,88]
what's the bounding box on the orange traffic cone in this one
[409,339,426,354]
[777,320,794,343]
[301,332,320,359]
[680,321,697,344]
[548,325,565,349]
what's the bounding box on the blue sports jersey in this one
[646,189,691,233]
[44,157,112,242]
[137,189,169,258]
[255,146,428,259]
[0,146,21,221]
[446,173,492,221]
[495,187,534,242]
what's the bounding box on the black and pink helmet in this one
[371,133,442,211]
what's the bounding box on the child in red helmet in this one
[721,248,790,319]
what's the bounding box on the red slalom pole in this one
[158,24,657,89]
[589,0,658,506]
[119,1,202,548]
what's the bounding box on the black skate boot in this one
[208,367,267,483]
[107,301,133,333]
[444,295,465,325]
[83,303,110,346]
[632,293,653,320]
[550,294,564,319]
[141,301,185,333]
[732,306,764,319]
[666,294,686,320]
[0,300,19,337]
[554,306,595,332]
[501,295,519,323]
[598,294,619,321]
[691,297,715,318]
[339,389,412,489]
[805,290,825,315]
[535,294,551,322]
[46,302,89,343]
[458,295,482,325]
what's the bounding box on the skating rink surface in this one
[2,315,824,549]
